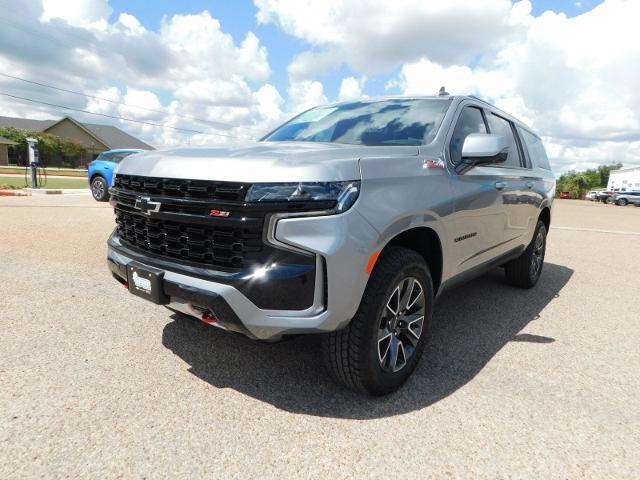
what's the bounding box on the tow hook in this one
[201,311,218,324]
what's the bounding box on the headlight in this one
[245,181,360,213]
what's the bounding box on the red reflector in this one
[201,312,218,324]
[123,282,129,289]
[365,251,381,274]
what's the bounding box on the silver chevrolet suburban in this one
[107,94,555,395]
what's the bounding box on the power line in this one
[0,72,238,130]
[0,91,238,138]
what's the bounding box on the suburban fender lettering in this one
[454,232,478,243]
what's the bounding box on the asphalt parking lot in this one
[1,196,639,478]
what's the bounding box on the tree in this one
[555,163,622,198]
[0,127,86,167]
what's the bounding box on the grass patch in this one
[0,175,89,189]
[0,166,87,177]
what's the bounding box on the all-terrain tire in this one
[322,247,434,396]
[504,220,547,289]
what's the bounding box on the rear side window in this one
[518,127,551,171]
[449,106,487,165]
[486,113,522,168]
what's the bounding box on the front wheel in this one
[618,199,628,206]
[322,247,434,396]
[504,220,547,289]
[91,176,109,202]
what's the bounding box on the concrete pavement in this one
[1,197,638,478]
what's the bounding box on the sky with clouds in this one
[0,0,638,173]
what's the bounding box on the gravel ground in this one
[1,197,639,479]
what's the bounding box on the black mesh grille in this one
[114,209,263,270]
[113,174,249,202]
[111,174,263,270]
[111,174,329,273]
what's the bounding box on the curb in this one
[23,188,90,195]
[0,189,31,196]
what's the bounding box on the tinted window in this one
[96,151,135,164]
[449,107,486,165]
[263,99,451,146]
[487,114,522,168]
[518,127,551,171]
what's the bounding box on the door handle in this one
[494,181,507,190]
[525,181,534,189]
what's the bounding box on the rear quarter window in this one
[486,113,523,168]
[518,127,552,171]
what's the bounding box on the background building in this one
[607,166,640,192]
[0,115,153,166]
[0,135,17,164]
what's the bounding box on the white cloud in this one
[85,86,121,115]
[389,0,640,172]
[254,84,285,122]
[288,80,327,114]
[159,12,270,85]
[41,0,112,26]
[338,77,366,100]
[255,0,640,171]
[256,0,526,78]
[118,89,163,121]
[0,4,284,148]
[4,0,640,173]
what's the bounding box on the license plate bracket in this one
[127,262,169,305]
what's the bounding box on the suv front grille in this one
[114,209,262,269]
[109,174,321,309]
[111,174,330,273]
[111,175,264,271]
[113,174,249,202]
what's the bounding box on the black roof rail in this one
[468,94,490,105]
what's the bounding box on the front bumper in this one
[108,207,379,340]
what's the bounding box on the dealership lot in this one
[1,197,639,478]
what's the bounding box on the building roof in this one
[0,116,55,131]
[0,135,17,145]
[81,122,153,150]
[0,115,153,150]
[610,166,640,174]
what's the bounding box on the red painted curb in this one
[0,190,31,196]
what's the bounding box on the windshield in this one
[263,99,451,146]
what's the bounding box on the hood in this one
[116,141,418,183]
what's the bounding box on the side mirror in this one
[456,133,509,174]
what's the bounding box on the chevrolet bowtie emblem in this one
[134,196,161,215]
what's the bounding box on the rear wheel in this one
[91,176,109,202]
[504,220,547,289]
[322,247,434,396]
